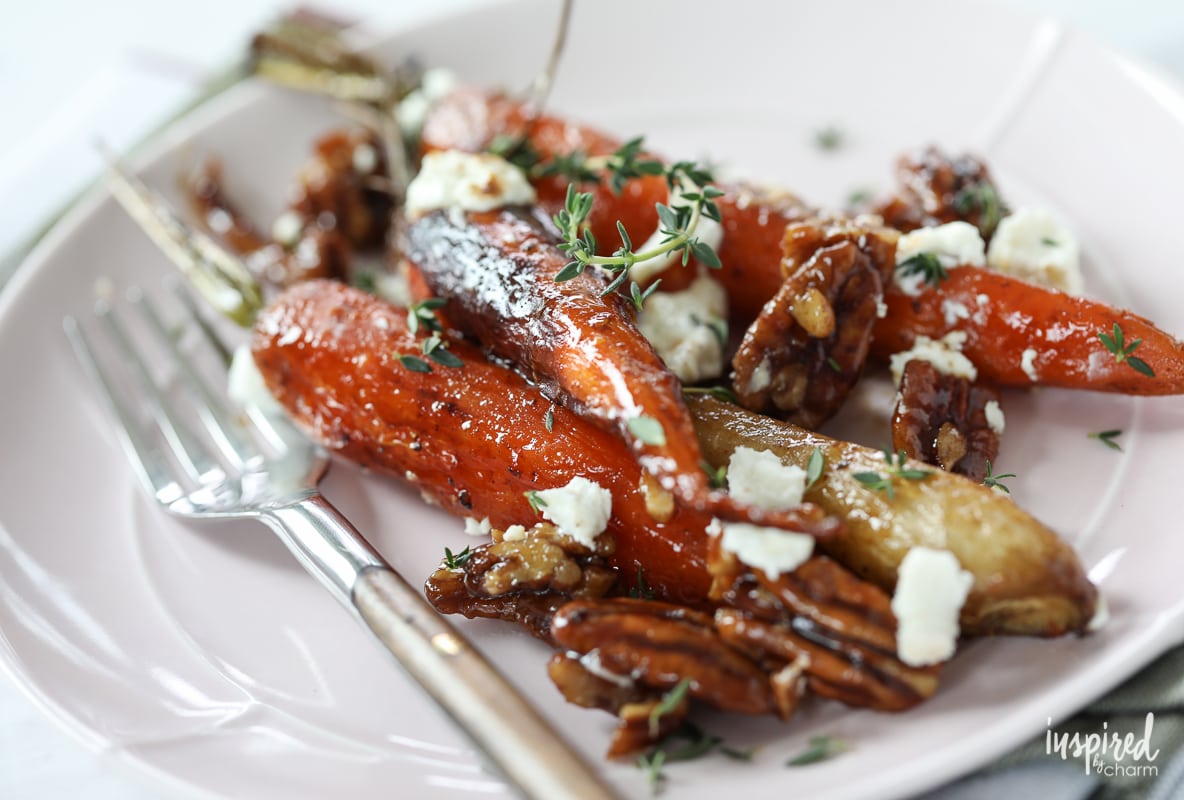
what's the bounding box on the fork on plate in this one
[63,284,620,800]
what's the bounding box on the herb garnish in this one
[982,460,1016,493]
[853,450,930,499]
[629,565,655,600]
[1041,237,1059,247]
[814,126,844,152]
[682,385,740,405]
[395,354,433,373]
[524,490,548,514]
[636,722,755,796]
[897,252,949,289]
[846,187,873,207]
[552,171,723,303]
[544,406,555,433]
[443,546,473,569]
[786,735,847,767]
[628,415,667,446]
[826,356,843,373]
[703,460,728,489]
[407,297,447,335]
[1088,429,1124,452]
[1098,323,1155,377]
[805,446,825,491]
[953,182,1003,237]
[649,679,692,737]
[422,333,463,367]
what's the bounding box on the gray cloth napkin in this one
[924,645,1184,799]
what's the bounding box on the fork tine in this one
[94,299,225,487]
[130,288,258,471]
[170,277,233,366]
[63,315,186,506]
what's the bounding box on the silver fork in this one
[63,285,620,800]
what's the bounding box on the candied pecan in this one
[424,527,619,644]
[547,650,650,714]
[711,556,941,712]
[892,359,1002,482]
[608,696,689,759]
[291,128,394,249]
[732,216,897,429]
[873,146,1009,239]
[550,598,777,717]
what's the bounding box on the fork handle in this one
[262,495,620,800]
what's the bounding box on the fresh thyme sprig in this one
[649,679,692,737]
[786,735,847,767]
[629,565,655,600]
[853,449,930,499]
[805,447,826,491]
[682,385,740,405]
[1099,323,1155,377]
[1088,429,1124,452]
[407,297,446,335]
[422,333,463,367]
[897,252,949,288]
[982,460,1017,493]
[702,460,728,489]
[443,546,473,569]
[628,415,667,446]
[953,181,1003,237]
[636,721,755,796]
[524,490,548,514]
[553,181,724,288]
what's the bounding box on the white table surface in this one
[2,1,1183,798]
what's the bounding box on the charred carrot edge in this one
[253,279,715,602]
[872,267,1184,395]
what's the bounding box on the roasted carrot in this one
[402,206,835,534]
[872,267,1184,394]
[252,279,715,603]
[419,87,812,306]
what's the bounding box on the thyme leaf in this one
[897,252,949,288]
[443,546,473,569]
[1088,429,1124,452]
[982,460,1017,493]
[1098,323,1155,377]
[628,415,667,446]
[786,735,847,767]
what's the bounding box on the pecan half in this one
[872,146,1009,239]
[892,359,1002,482]
[550,598,777,717]
[732,216,897,429]
[424,524,618,643]
[711,555,940,712]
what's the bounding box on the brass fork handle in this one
[260,495,619,800]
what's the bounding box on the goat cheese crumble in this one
[984,399,1006,435]
[894,222,986,297]
[533,477,613,547]
[888,331,978,386]
[405,151,536,218]
[395,68,459,140]
[710,446,814,578]
[891,547,974,667]
[987,208,1083,294]
[227,344,287,418]
[636,274,729,384]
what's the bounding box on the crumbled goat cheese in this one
[501,525,528,542]
[395,68,459,140]
[891,547,974,667]
[727,446,809,511]
[984,400,1005,435]
[271,210,304,248]
[352,143,379,175]
[894,222,986,296]
[942,299,971,326]
[534,477,613,547]
[405,151,536,218]
[1088,594,1109,632]
[374,265,413,307]
[227,344,287,418]
[636,274,728,383]
[719,522,815,579]
[889,331,978,386]
[1020,348,1040,382]
[987,208,1083,294]
[746,357,773,393]
[463,517,491,537]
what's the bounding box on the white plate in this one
[3,1,1184,797]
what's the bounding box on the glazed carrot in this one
[419,87,811,307]
[402,206,836,535]
[252,279,714,603]
[872,267,1184,394]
